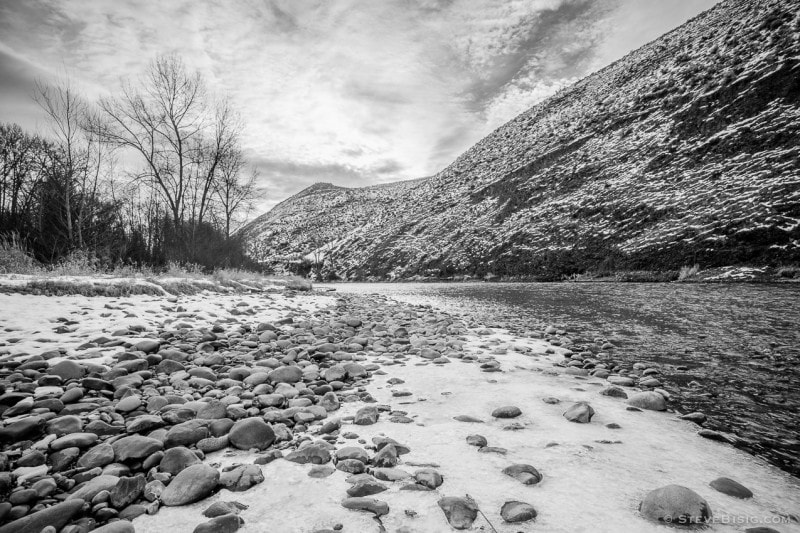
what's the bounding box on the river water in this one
[321,282,800,477]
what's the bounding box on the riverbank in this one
[0,286,798,532]
[324,265,800,283]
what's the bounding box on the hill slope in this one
[244,0,800,280]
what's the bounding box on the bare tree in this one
[93,54,242,231]
[33,78,87,246]
[213,147,257,238]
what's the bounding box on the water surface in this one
[323,282,800,476]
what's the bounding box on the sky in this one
[0,0,719,214]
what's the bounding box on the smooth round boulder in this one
[627,391,666,411]
[501,501,537,523]
[160,447,201,475]
[639,485,712,525]
[160,463,220,506]
[228,417,275,450]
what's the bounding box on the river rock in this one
[203,501,248,518]
[51,432,98,450]
[229,418,275,450]
[218,464,264,492]
[109,474,146,509]
[639,485,712,524]
[502,464,542,485]
[160,446,201,475]
[354,406,379,425]
[608,375,635,387]
[710,477,753,499]
[438,496,478,530]
[600,386,628,399]
[194,514,243,533]
[491,406,522,418]
[466,434,488,447]
[133,339,160,354]
[78,442,115,469]
[346,479,388,497]
[48,360,84,381]
[371,443,398,467]
[501,501,537,523]
[285,442,331,464]
[68,474,120,501]
[90,522,136,533]
[414,469,443,489]
[46,415,82,436]
[627,391,666,411]
[161,463,220,506]
[268,366,303,384]
[341,497,389,516]
[112,435,163,461]
[0,498,85,533]
[563,402,595,423]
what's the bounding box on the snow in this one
[135,330,800,533]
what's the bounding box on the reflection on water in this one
[324,282,800,477]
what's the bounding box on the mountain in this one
[243,0,800,280]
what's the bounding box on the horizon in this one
[0,0,719,216]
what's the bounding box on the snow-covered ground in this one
[137,333,800,532]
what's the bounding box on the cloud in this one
[0,0,720,217]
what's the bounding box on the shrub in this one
[678,264,701,280]
[0,233,39,274]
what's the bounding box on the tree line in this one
[0,54,258,270]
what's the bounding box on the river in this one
[320,282,800,477]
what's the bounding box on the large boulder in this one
[161,463,220,506]
[639,485,712,524]
[228,418,275,450]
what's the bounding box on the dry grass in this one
[678,264,701,281]
[0,234,312,295]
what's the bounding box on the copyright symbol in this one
[664,516,673,523]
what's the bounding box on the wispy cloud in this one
[0,0,719,213]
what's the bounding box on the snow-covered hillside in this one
[244,0,800,280]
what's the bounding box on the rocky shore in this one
[0,286,799,533]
